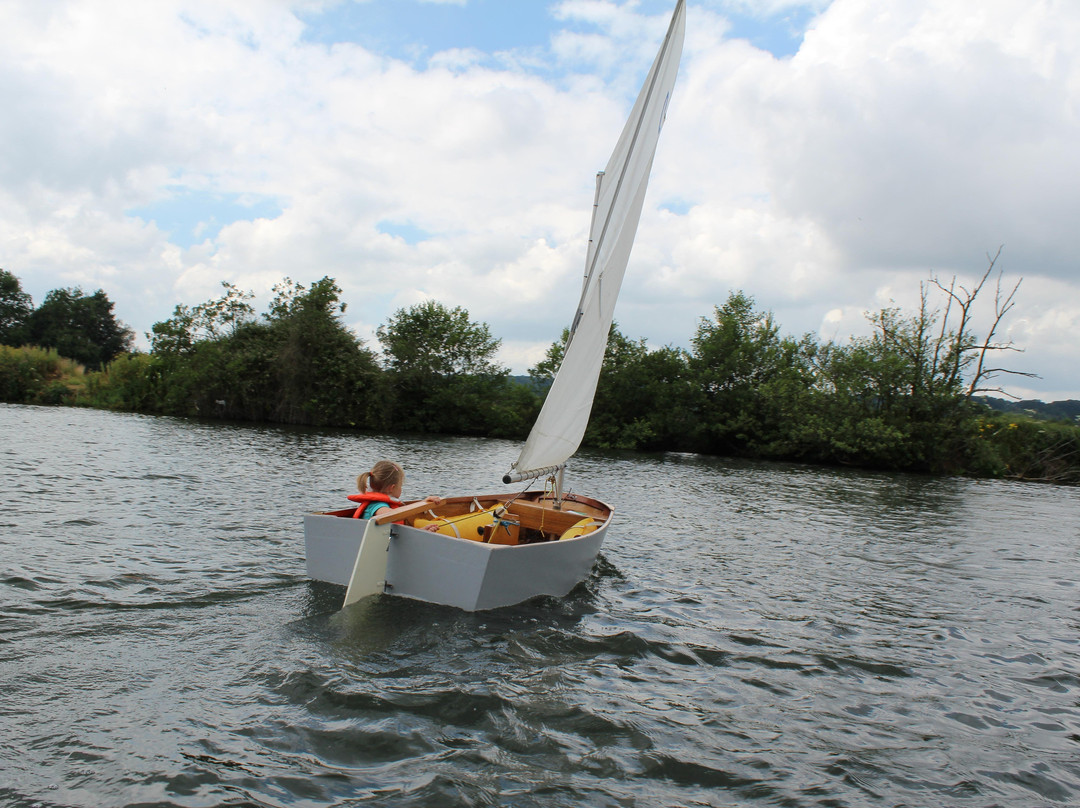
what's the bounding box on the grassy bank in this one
[0,345,88,405]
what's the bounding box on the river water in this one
[1,403,1078,807]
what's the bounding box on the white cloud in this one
[751,0,1080,278]
[0,0,1077,400]
[717,0,830,14]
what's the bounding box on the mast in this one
[570,170,606,343]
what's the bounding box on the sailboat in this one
[304,0,686,611]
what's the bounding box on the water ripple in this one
[3,404,1080,807]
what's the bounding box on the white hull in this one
[304,493,612,611]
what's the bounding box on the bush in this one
[969,413,1080,484]
[83,353,164,412]
[0,345,84,405]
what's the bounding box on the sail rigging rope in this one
[494,478,540,518]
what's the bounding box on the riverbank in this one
[4,343,1078,486]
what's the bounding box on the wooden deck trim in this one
[372,500,442,525]
[505,500,590,534]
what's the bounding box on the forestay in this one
[507,0,686,482]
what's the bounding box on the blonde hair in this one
[357,460,404,494]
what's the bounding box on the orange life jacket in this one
[347,491,402,520]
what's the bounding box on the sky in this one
[1,0,1077,400]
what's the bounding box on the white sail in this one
[507,0,686,481]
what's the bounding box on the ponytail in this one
[357,461,404,494]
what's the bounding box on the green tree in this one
[376,300,511,434]
[263,277,380,426]
[144,277,380,427]
[27,287,133,370]
[577,327,653,449]
[796,339,917,467]
[528,322,698,452]
[149,282,255,356]
[377,300,505,377]
[0,270,34,347]
[689,291,811,456]
[146,282,258,416]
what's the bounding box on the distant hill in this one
[976,396,1080,422]
[510,374,551,392]
[507,382,1080,421]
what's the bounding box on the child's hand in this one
[424,495,443,505]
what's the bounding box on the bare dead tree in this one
[928,246,1038,399]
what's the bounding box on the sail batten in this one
[508,0,685,480]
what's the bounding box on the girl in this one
[348,460,442,520]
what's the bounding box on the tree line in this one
[0,270,133,370]
[1,263,1077,484]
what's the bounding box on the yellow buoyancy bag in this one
[414,506,502,541]
[559,517,603,540]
